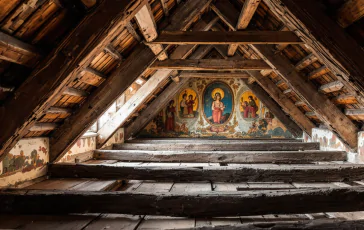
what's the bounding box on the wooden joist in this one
[151,31,303,45]
[251,44,359,148]
[78,67,107,86]
[104,45,123,60]
[264,0,364,105]
[295,53,318,70]
[178,220,364,230]
[63,87,89,97]
[49,163,364,182]
[29,123,58,132]
[3,187,364,216]
[0,31,42,67]
[305,112,317,118]
[333,94,358,105]
[295,101,306,107]
[0,0,148,161]
[345,109,364,120]
[307,66,330,80]
[113,142,319,151]
[160,0,169,16]
[135,4,167,60]
[178,72,250,78]
[244,80,302,137]
[282,89,292,94]
[319,81,345,93]
[49,0,213,162]
[94,149,346,164]
[150,59,271,71]
[126,138,303,143]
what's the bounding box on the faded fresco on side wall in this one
[139,78,293,139]
[0,138,49,188]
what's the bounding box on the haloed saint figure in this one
[203,81,233,125]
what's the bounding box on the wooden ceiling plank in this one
[125,45,214,139]
[295,53,318,71]
[63,87,89,97]
[336,0,364,28]
[319,81,345,94]
[47,107,73,114]
[0,31,42,67]
[151,31,303,45]
[307,66,330,80]
[49,0,214,162]
[228,0,261,56]
[263,0,364,106]
[29,122,59,132]
[96,18,218,148]
[150,59,271,70]
[135,4,168,60]
[0,0,148,161]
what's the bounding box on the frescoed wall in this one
[139,78,293,139]
[0,138,49,188]
[358,132,364,163]
[59,134,97,163]
[103,128,124,148]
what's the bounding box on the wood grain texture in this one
[3,187,364,216]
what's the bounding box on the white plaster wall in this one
[59,134,97,163]
[103,128,124,148]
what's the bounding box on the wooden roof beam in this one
[160,0,169,16]
[336,0,364,28]
[263,0,364,106]
[63,87,89,97]
[104,45,123,60]
[0,0,148,161]
[150,59,271,71]
[47,107,73,114]
[307,66,330,80]
[151,31,303,45]
[29,122,59,132]
[346,109,364,120]
[135,4,168,60]
[49,0,214,162]
[179,72,250,78]
[319,81,344,93]
[333,94,358,105]
[0,31,42,67]
[295,53,318,71]
[228,0,261,56]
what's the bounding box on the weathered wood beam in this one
[319,81,344,93]
[151,31,302,45]
[228,0,261,56]
[179,72,250,78]
[126,138,303,143]
[150,59,271,71]
[47,107,73,114]
[295,53,318,70]
[0,31,42,67]
[177,220,364,230]
[282,88,292,94]
[263,0,364,105]
[49,0,213,162]
[29,122,58,132]
[251,44,358,148]
[244,80,302,137]
[125,22,142,42]
[78,67,107,86]
[113,142,319,151]
[124,45,214,139]
[135,4,168,60]
[63,87,89,97]
[0,0,148,161]
[345,109,364,120]
[333,94,358,105]
[305,111,317,118]
[3,188,364,216]
[160,0,169,16]
[247,71,315,136]
[49,163,364,183]
[295,101,306,107]
[96,17,218,148]
[336,0,364,28]
[94,149,346,163]
[104,45,123,60]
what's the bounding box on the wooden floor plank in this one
[84,214,143,230]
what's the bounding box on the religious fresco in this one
[139,78,294,139]
[179,88,198,118]
[0,138,49,188]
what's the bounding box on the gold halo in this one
[211,88,224,99]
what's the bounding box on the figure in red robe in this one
[165,100,176,131]
[211,93,225,124]
[186,95,196,117]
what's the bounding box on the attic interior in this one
[0,0,364,228]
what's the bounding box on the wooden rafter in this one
[179,72,250,78]
[150,59,271,70]
[0,31,42,67]
[263,0,364,106]
[336,0,364,28]
[135,4,168,60]
[151,31,302,44]
[227,0,261,56]
[125,45,214,139]
[0,0,148,161]
[49,0,214,162]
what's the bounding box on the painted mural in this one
[0,138,49,188]
[358,131,364,163]
[139,78,294,139]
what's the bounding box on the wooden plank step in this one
[126,138,303,143]
[48,163,364,183]
[2,188,364,216]
[94,150,347,164]
[176,219,364,230]
[113,142,319,151]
